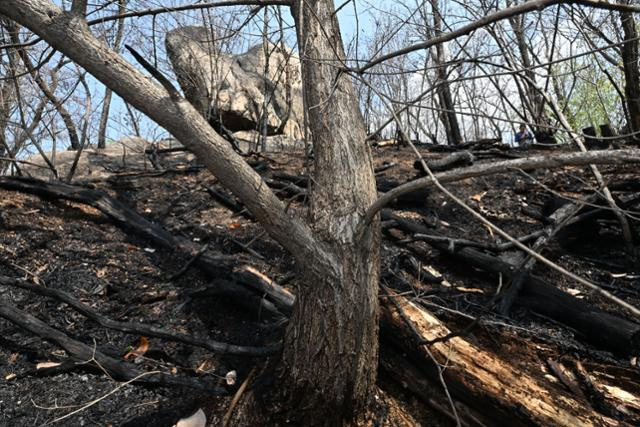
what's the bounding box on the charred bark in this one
[384,212,640,355]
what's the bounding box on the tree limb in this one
[0,297,227,392]
[355,0,640,74]
[364,148,640,227]
[0,0,329,270]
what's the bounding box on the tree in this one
[619,3,640,140]
[97,0,127,149]
[0,0,378,423]
[427,0,463,145]
[3,0,640,424]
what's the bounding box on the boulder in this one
[166,26,304,140]
[22,137,190,181]
[232,130,305,153]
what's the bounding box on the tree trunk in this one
[430,0,462,145]
[97,0,127,149]
[620,7,640,142]
[0,0,381,424]
[508,12,556,143]
[276,1,381,423]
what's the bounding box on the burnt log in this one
[0,297,226,393]
[377,177,430,205]
[381,295,607,426]
[0,275,279,356]
[0,176,234,276]
[379,345,490,426]
[384,211,640,355]
[0,177,288,318]
[413,151,475,175]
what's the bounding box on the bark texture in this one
[276,0,381,423]
[0,0,381,424]
[381,296,612,426]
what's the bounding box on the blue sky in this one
[99,0,388,144]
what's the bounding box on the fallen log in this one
[413,151,474,175]
[0,177,286,317]
[204,184,254,220]
[374,161,397,174]
[379,345,490,426]
[365,148,640,226]
[0,297,226,393]
[0,275,279,356]
[384,212,640,355]
[187,279,286,321]
[381,294,615,426]
[234,265,295,315]
[449,241,640,355]
[0,176,233,276]
[377,177,430,205]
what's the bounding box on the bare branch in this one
[355,0,640,74]
[364,148,640,226]
[87,0,291,26]
[0,275,280,356]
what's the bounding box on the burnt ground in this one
[1,143,640,425]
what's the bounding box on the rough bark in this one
[274,1,381,423]
[0,1,380,423]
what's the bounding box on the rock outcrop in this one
[22,137,190,181]
[166,26,304,141]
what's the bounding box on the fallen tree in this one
[380,294,616,427]
[383,210,640,356]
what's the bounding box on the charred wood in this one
[384,212,640,355]
[234,265,295,315]
[412,151,475,175]
[379,345,490,426]
[380,295,605,426]
[0,275,279,356]
[377,178,430,205]
[0,298,227,393]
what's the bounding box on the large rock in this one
[166,26,304,140]
[22,137,190,181]
[232,130,305,153]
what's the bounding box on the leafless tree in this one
[2,0,640,423]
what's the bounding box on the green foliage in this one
[561,63,624,132]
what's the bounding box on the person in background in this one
[514,124,533,147]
